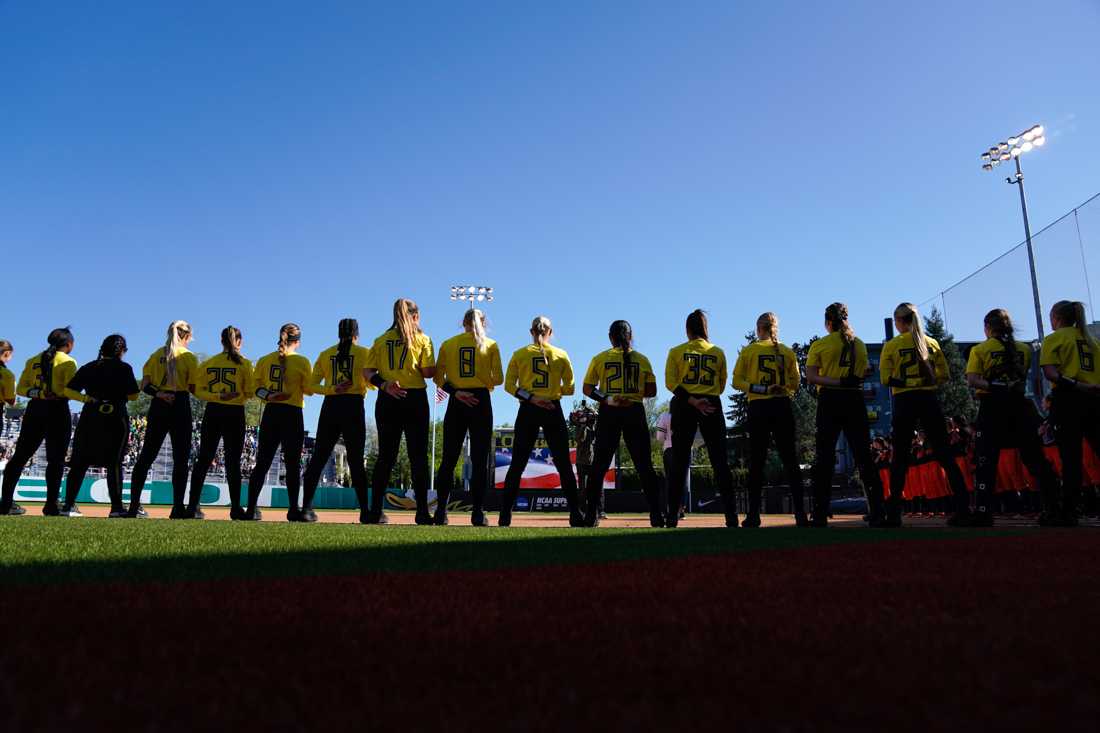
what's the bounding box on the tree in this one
[924,306,976,422]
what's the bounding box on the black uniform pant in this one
[747,397,804,517]
[589,402,662,518]
[1,399,72,507]
[888,390,969,514]
[303,394,369,510]
[130,392,192,509]
[246,403,304,511]
[502,401,579,513]
[436,388,493,512]
[65,408,128,510]
[190,403,245,511]
[973,394,1057,515]
[1049,388,1100,517]
[812,389,882,518]
[668,394,734,518]
[373,389,430,514]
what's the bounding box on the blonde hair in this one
[464,308,487,351]
[757,312,780,356]
[277,323,301,371]
[825,303,855,344]
[391,299,421,348]
[531,315,553,367]
[1051,300,1096,350]
[163,320,192,388]
[894,303,935,383]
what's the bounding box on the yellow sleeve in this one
[716,350,728,393]
[560,355,575,396]
[58,360,88,403]
[806,342,822,368]
[965,346,982,376]
[1039,335,1060,367]
[1020,345,1032,371]
[0,371,13,403]
[193,364,217,402]
[934,347,949,382]
[583,355,601,388]
[310,355,331,396]
[241,361,255,399]
[504,354,519,396]
[784,349,799,394]
[664,349,679,393]
[879,342,896,386]
[183,353,200,392]
[432,345,448,388]
[642,356,656,386]
[141,353,158,385]
[732,350,752,393]
[855,340,869,376]
[16,364,35,397]
[489,343,504,387]
[420,336,436,369]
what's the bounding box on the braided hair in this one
[983,309,1023,381]
[277,323,302,373]
[221,326,243,365]
[98,334,128,360]
[825,302,855,344]
[337,318,359,358]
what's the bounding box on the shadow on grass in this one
[0,519,1025,587]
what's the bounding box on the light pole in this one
[981,124,1047,339]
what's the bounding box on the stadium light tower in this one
[449,285,494,304]
[980,123,1047,339]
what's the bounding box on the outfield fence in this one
[920,192,1099,341]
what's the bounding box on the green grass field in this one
[0,516,1012,585]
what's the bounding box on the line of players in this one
[0,298,1096,528]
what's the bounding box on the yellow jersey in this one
[434,333,504,390]
[583,347,656,403]
[965,338,1031,395]
[15,351,85,402]
[253,351,313,408]
[879,333,949,394]
[1040,326,1099,386]
[665,339,727,397]
[806,333,868,389]
[733,341,800,401]
[311,343,373,396]
[142,347,199,392]
[194,352,255,405]
[505,343,575,400]
[0,364,15,404]
[366,329,436,388]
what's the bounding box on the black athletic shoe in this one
[286,507,305,522]
[649,512,666,528]
[570,510,588,528]
[665,515,679,528]
[169,505,189,520]
[59,503,83,518]
[229,506,246,521]
[946,512,974,528]
[360,510,389,525]
[125,504,149,519]
[794,513,811,528]
[108,508,128,518]
[300,507,318,523]
[189,506,205,520]
[810,514,829,528]
[498,509,512,527]
[0,502,26,516]
[725,512,740,528]
[471,509,490,527]
[241,508,263,521]
[433,510,449,526]
[741,513,761,528]
[41,502,61,517]
[414,510,433,526]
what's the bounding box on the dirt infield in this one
[3,532,1100,731]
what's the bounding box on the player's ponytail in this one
[609,319,633,380]
[1051,300,1096,351]
[337,318,358,358]
[277,323,301,372]
[686,309,709,341]
[40,327,74,395]
[757,312,781,359]
[894,303,935,384]
[163,320,192,388]
[391,299,420,349]
[983,309,1023,381]
[531,315,553,368]
[464,308,487,352]
[221,326,243,365]
[825,302,855,344]
[98,334,127,360]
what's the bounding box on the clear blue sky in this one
[3,1,1099,428]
